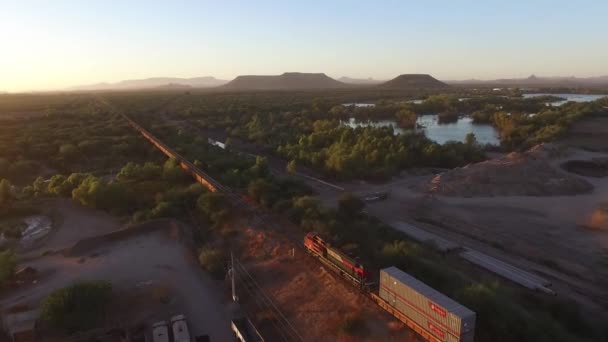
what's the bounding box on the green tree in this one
[0,250,16,284]
[250,156,269,177]
[32,176,47,196]
[286,160,297,174]
[197,192,231,226]
[41,281,112,333]
[0,179,12,205]
[162,158,187,182]
[59,143,79,161]
[198,247,225,277]
[465,133,478,146]
[395,109,417,129]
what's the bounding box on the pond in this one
[523,93,607,106]
[342,115,500,145]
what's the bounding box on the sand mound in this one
[419,144,593,197]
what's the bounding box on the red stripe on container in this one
[381,284,460,336]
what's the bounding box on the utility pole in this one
[231,251,238,303]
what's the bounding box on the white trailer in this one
[171,315,192,342]
[152,321,170,342]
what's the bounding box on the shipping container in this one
[380,267,476,342]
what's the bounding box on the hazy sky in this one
[2,0,607,92]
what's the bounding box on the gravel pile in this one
[419,144,593,197]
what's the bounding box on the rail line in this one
[233,258,304,342]
[120,113,304,341]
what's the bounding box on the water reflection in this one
[343,116,500,145]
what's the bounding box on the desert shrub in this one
[198,247,225,277]
[340,312,365,335]
[196,192,231,226]
[41,281,112,333]
[0,250,16,284]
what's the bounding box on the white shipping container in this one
[380,267,476,342]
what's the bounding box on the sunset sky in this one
[1,0,607,92]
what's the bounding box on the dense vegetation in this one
[0,110,158,184]
[277,122,483,179]
[41,281,112,333]
[108,90,607,181]
[1,89,606,341]
[471,99,608,149]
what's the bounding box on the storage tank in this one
[379,267,476,342]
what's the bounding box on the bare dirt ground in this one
[233,221,412,342]
[1,218,233,341]
[19,198,122,258]
[417,144,593,196]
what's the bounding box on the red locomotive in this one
[304,232,370,286]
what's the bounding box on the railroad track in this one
[119,112,306,341]
[233,258,304,342]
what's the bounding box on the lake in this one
[343,115,500,145]
[523,93,607,106]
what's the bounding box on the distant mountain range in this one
[221,72,348,90]
[68,73,449,91]
[338,77,384,85]
[66,73,608,93]
[379,74,448,89]
[71,76,228,91]
[447,75,608,87]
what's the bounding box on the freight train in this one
[304,233,476,342]
[304,232,370,287]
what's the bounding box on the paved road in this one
[391,221,460,252]
[460,249,553,293]
[391,221,554,294]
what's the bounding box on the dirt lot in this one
[1,219,233,341]
[19,198,122,257]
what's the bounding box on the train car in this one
[304,232,369,285]
[151,321,170,342]
[379,267,476,342]
[171,315,191,342]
